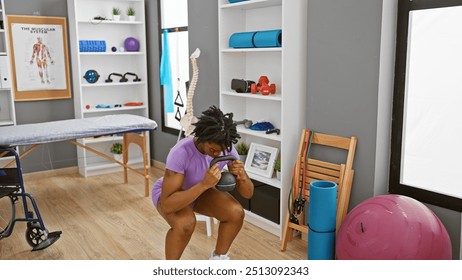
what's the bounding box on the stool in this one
[195,214,212,237]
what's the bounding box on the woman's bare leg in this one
[194,188,245,255]
[157,199,196,260]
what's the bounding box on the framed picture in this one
[245,143,279,178]
[6,15,71,101]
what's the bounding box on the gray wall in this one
[4,0,76,172]
[146,0,220,162]
[5,0,461,259]
[181,0,460,259]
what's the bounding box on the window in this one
[159,0,189,135]
[390,0,462,211]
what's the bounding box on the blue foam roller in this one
[308,228,335,260]
[228,0,249,3]
[229,31,256,48]
[308,180,337,232]
[253,29,282,47]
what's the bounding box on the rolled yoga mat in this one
[229,31,256,48]
[308,229,336,260]
[253,29,282,47]
[229,29,282,48]
[307,180,338,260]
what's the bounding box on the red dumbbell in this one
[250,76,276,95]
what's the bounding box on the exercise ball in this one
[124,37,140,52]
[336,194,452,260]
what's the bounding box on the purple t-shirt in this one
[151,137,239,207]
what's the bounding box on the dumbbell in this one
[234,119,253,128]
[209,155,237,191]
[251,76,276,95]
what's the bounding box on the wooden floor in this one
[0,166,307,260]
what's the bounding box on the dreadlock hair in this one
[192,105,241,152]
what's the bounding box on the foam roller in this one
[253,29,282,47]
[308,180,337,232]
[308,229,336,260]
[307,180,337,260]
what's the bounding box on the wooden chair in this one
[280,129,357,251]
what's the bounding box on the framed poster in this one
[7,15,71,101]
[245,143,279,178]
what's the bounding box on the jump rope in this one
[288,130,314,225]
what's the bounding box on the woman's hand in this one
[228,159,246,180]
[202,163,221,189]
[228,159,254,198]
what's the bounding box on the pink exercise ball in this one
[336,194,452,260]
[124,37,140,52]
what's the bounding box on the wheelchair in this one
[0,146,61,251]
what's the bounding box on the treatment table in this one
[0,114,157,196]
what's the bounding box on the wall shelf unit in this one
[67,0,150,177]
[0,0,17,167]
[219,0,307,237]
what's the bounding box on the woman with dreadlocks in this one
[152,106,254,260]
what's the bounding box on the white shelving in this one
[0,0,17,167]
[219,0,307,237]
[67,0,150,177]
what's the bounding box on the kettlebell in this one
[210,155,237,191]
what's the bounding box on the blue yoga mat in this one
[228,0,249,3]
[307,180,337,260]
[308,228,336,260]
[308,180,337,232]
[253,29,282,47]
[229,31,255,48]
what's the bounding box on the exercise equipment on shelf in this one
[105,72,124,83]
[231,78,255,93]
[249,121,274,131]
[83,69,100,83]
[229,29,282,48]
[266,128,280,135]
[105,72,141,83]
[234,119,253,128]
[123,72,141,82]
[124,37,140,52]
[79,40,106,52]
[251,76,276,95]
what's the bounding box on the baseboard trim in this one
[23,166,79,177]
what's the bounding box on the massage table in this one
[0,114,157,196]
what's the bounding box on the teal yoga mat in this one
[253,29,282,47]
[308,180,337,232]
[308,229,336,260]
[229,29,282,48]
[307,180,337,260]
[229,31,256,48]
